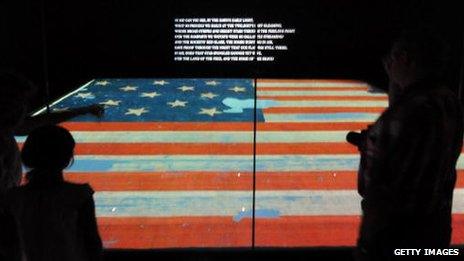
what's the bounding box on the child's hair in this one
[21,125,75,172]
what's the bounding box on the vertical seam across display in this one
[252,20,258,249]
[252,77,257,249]
[40,0,51,113]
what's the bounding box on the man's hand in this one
[79,104,105,118]
[347,125,374,154]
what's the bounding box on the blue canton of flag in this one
[49,79,264,122]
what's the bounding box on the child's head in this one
[21,125,75,172]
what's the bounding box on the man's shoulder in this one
[398,86,458,115]
[410,85,458,104]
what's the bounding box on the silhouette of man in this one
[352,32,464,260]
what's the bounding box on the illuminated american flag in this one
[22,79,464,248]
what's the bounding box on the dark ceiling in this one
[1,0,463,109]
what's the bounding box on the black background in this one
[1,0,463,111]
[1,1,464,259]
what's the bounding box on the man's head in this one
[383,31,449,90]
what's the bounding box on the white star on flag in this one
[178,86,194,92]
[75,92,94,99]
[95,80,110,86]
[125,108,149,116]
[199,107,222,117]
[229,86,246,93]
[205,80,220,86]
[120,85,138,92]
[167,100,188,108]
[153,80,169,85]
[140,92,161,98]
[99,99,121,106]
[200,92,218,99]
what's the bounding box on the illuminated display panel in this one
[21,78,464,248]
[25,78,255,248]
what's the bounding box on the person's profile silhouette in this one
[352,31,463,261]
[4,125,103,261]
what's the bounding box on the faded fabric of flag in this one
[20,78,463,248]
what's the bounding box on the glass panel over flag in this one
[17,78,464,248]
[25,78,256,248]
[253,79,464,247]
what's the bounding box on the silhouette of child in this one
[3,125,102,261]
[0,72,104,260]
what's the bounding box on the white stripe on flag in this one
[67,154,464,172]
[17,131,363,143]
[264,113,380,122]
[94,189,464,217]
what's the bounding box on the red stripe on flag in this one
[57,122,372,131]
[97,217,252,249]
[256,214,464,247]
[60,143,464,154]
[96,214,464,248]
[67,143,357,155]
[73,143,254,155]
[65,172,252,191]
[60,122,254,131]
[263,107,385,113]
[257,87,369,91]
[256,215,360,247]
[62,171,464,191]
[257,79,368,84]
[64,171,358,191]
[256,123,372,131]
[258,96,387,101]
